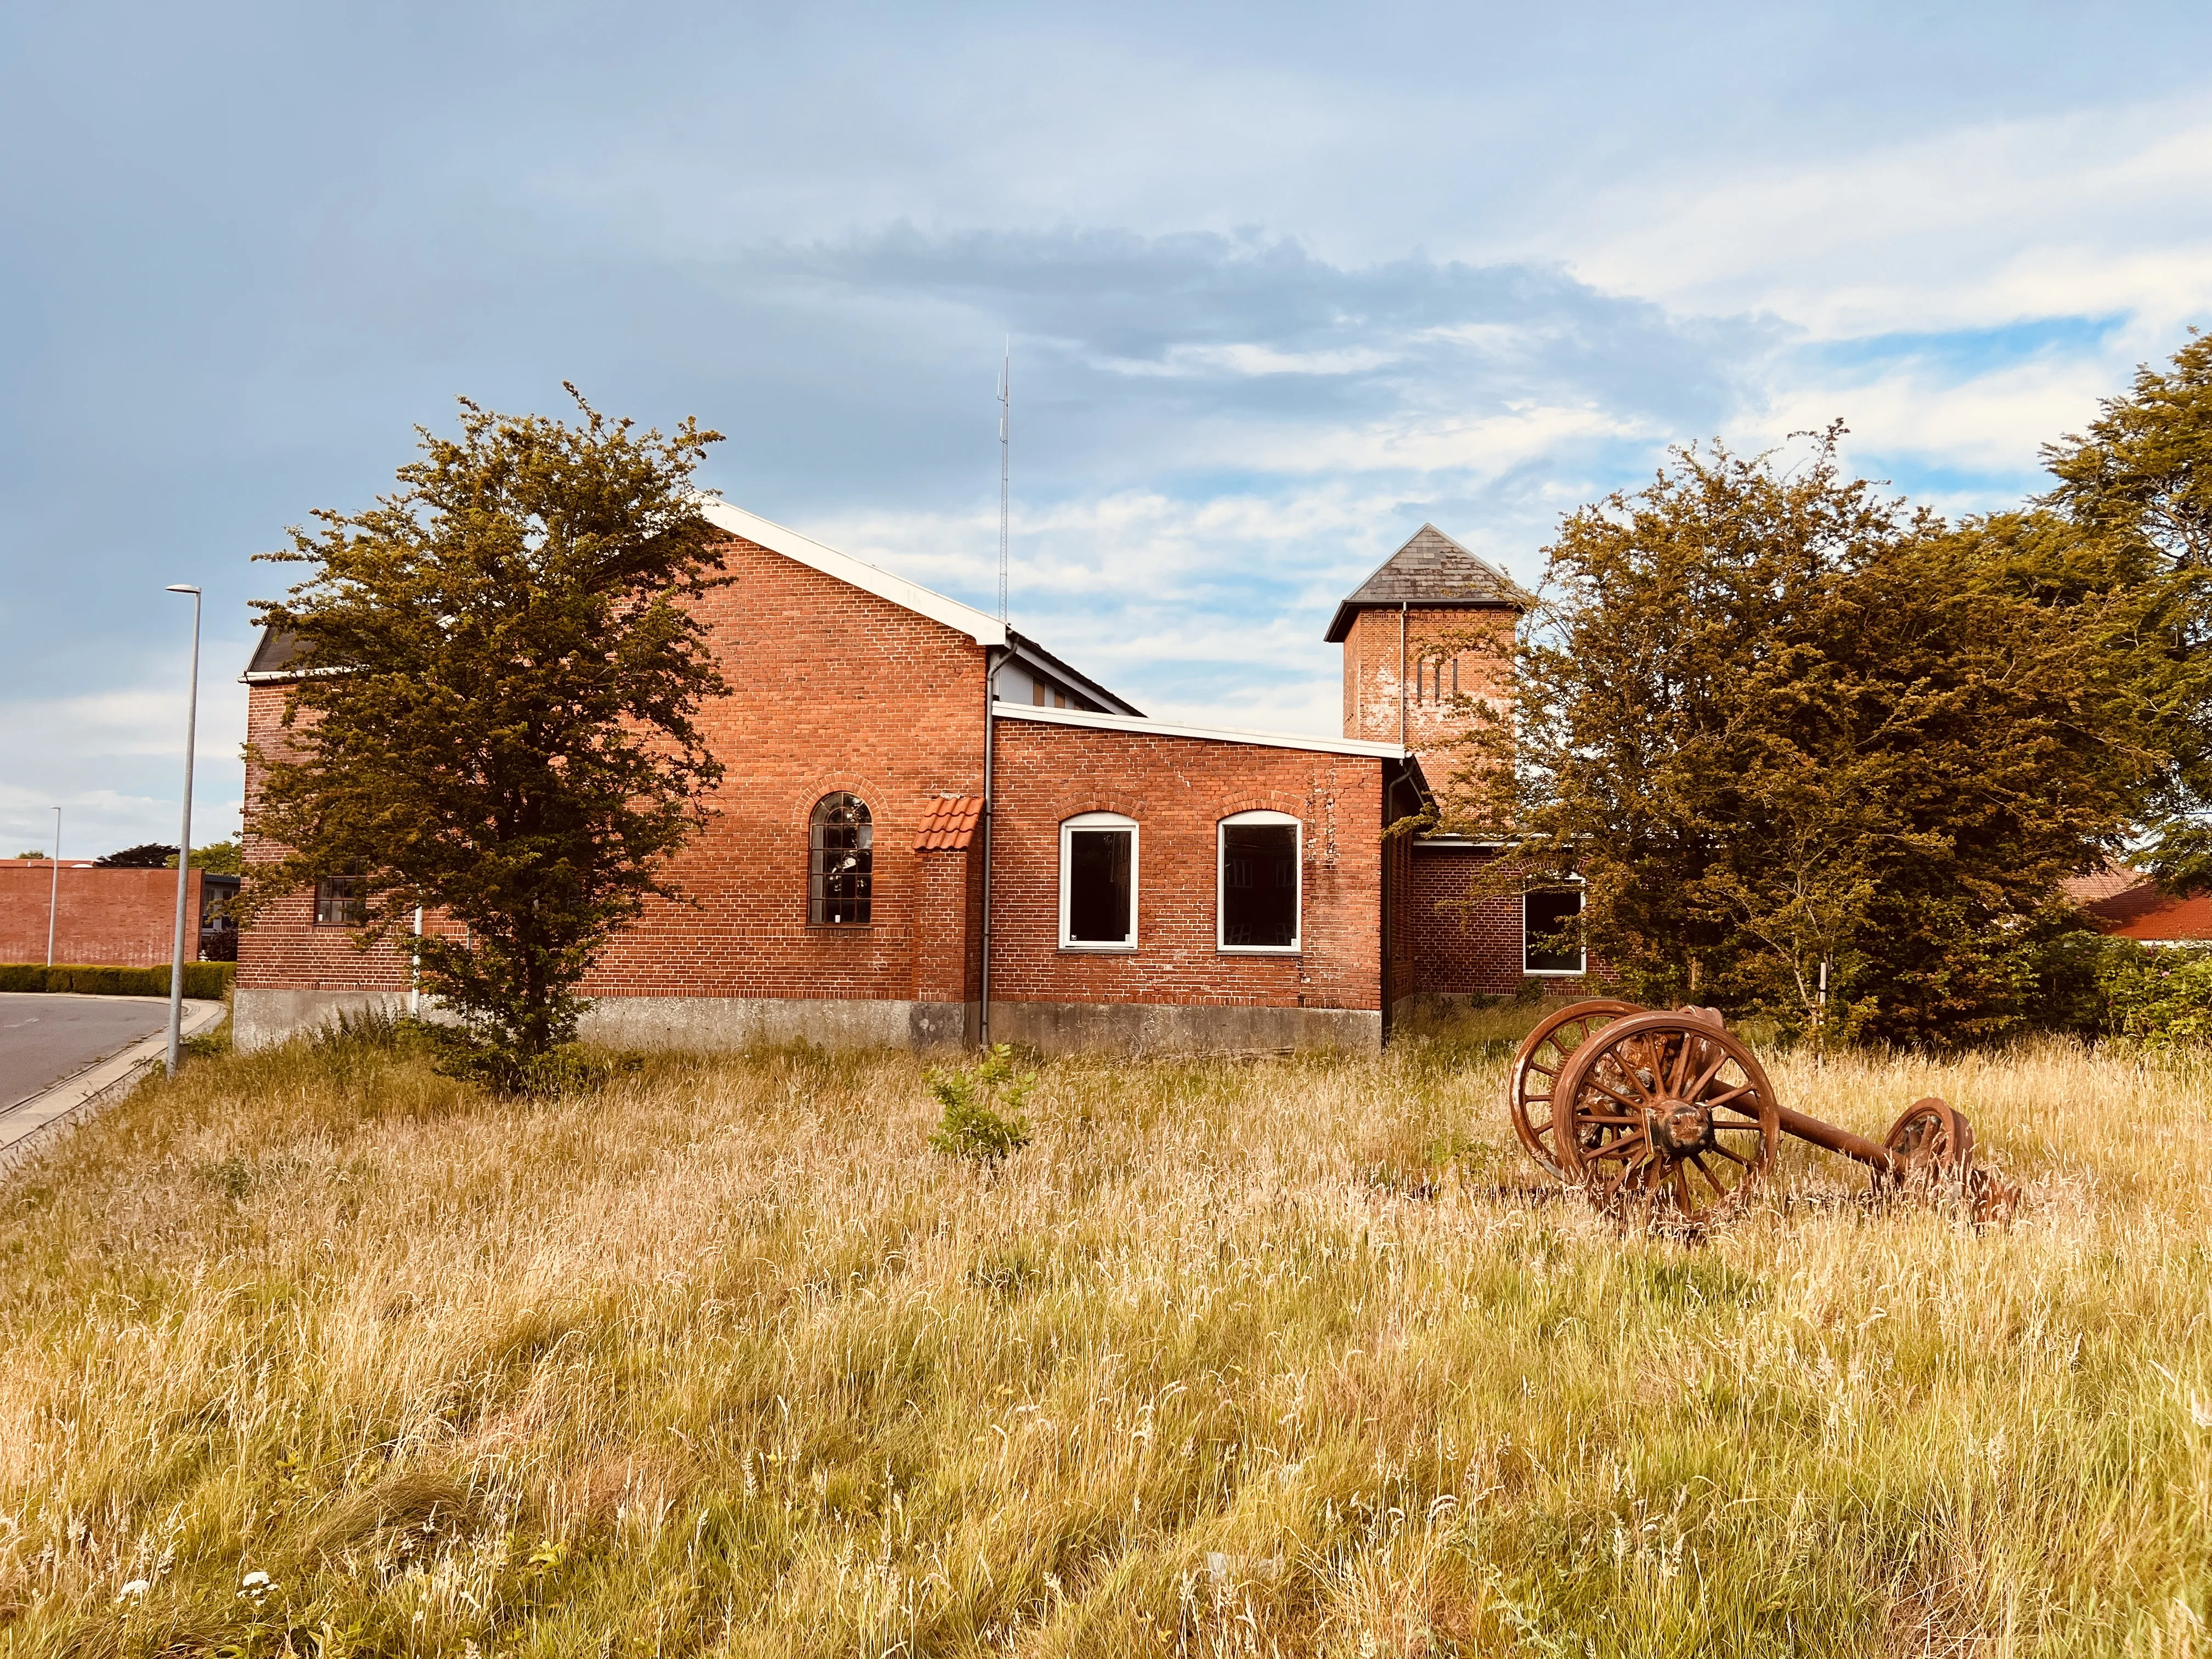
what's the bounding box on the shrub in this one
[0,962,234,997]
[2099,944,2212,1048]
[927,1044,1035,1165]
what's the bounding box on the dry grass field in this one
[2,1012,2209,1657]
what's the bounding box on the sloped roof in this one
[2060,861,2145,905]
[241,496,1136,714]
[2070,870,2212,942]
[695,499,1007,647]
[243,626,306,679]
[914,795,984,851]
[1324,523,1531,642]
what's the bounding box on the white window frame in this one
[1058,812,1139,951]
[1522,881,1587,977]
[1217,810,1302,955]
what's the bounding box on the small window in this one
[1218,811,1300,953]
[1060,813,1137,950]
[1523,888,1585,974]
[314,873,366,927]
[809,793,872,925]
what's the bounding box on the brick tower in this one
[1327,523,1528,776]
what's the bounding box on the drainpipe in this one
[979,645,1000,1048]
[409,905,423,1016]
[1398,601,1408,749]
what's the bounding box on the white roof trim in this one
[240,665,346,685]
[995,701,1408,760]
[695,498,1007,647]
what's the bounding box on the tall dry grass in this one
[1,1014,2208,1657]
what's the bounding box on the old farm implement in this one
[1506,1000,2017,1227]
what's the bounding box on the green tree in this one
[2041,330,2212,891]
[244,390,729,1088]
[95,843,178,868]
[1437,431,2147,1045]
[163,840,244,875]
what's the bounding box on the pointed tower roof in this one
[1323,523,1531,642]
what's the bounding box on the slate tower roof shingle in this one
[1323,523,1532,642]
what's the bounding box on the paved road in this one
[0,994,173,1108]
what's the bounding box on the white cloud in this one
[0,680,246,855]
[1096,342,1402,379]
[1742,353,2119,481]
[1546,96,2212,340]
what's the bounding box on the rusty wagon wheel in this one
[1550,1009,1781,1226]
[1507,998,1645,1177]
[1881,1096,2019,1222]
[1881,1096,1974,1189]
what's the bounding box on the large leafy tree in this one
[2041,330,2212,891]
[245,391,728,1085]
[1438,431,2149,1045]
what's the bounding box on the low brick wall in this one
[0,865,204,968]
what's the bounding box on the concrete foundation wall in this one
[577,995,974,1052]
[234,986,1373,1057]
[988,999,1380,1056]
[235,987,974,1053]
[233,988,414,1051]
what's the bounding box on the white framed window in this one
[1523,885,1586,975]
[1059,812,1138,950]
[1218,810,1301,953]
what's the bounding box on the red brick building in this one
[0,862,236,968]
[235,510,1585,1053]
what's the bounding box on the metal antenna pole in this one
[46,806,59,967]
[165,584,202,1076]
[997,338,1009,625]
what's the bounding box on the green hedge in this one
[0,962,235,998]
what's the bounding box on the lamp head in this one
[166,584,200,595]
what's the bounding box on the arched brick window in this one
[809,793,873,925]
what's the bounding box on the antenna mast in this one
[996,338,1009,625]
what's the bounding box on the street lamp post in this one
[46,806,59,968]
[166,584,202,1076]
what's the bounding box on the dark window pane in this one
[809,793,873,925]
[1525,890,1583,972]
[1066,828,1132,943]
[314,875,365,927]
[1221,823,1298,948]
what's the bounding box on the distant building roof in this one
[2064,864,2212,943]
[1324,524,1532,643]
[2059,861,2145,906]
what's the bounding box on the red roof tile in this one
[2061,861,2146,905]
[2080,881,2212,942]
[915,794,984,851]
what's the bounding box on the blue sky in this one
[5,1,2212,857]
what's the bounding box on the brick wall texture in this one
[0,865,204,967]
[1340,606,1515,776]
[1408,847,1599,998]
[240,529,1562,1032]
[987,719,1384,1012]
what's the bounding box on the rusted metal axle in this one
[1506,999,2019,1227]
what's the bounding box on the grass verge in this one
[1,1018,2207,1656]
